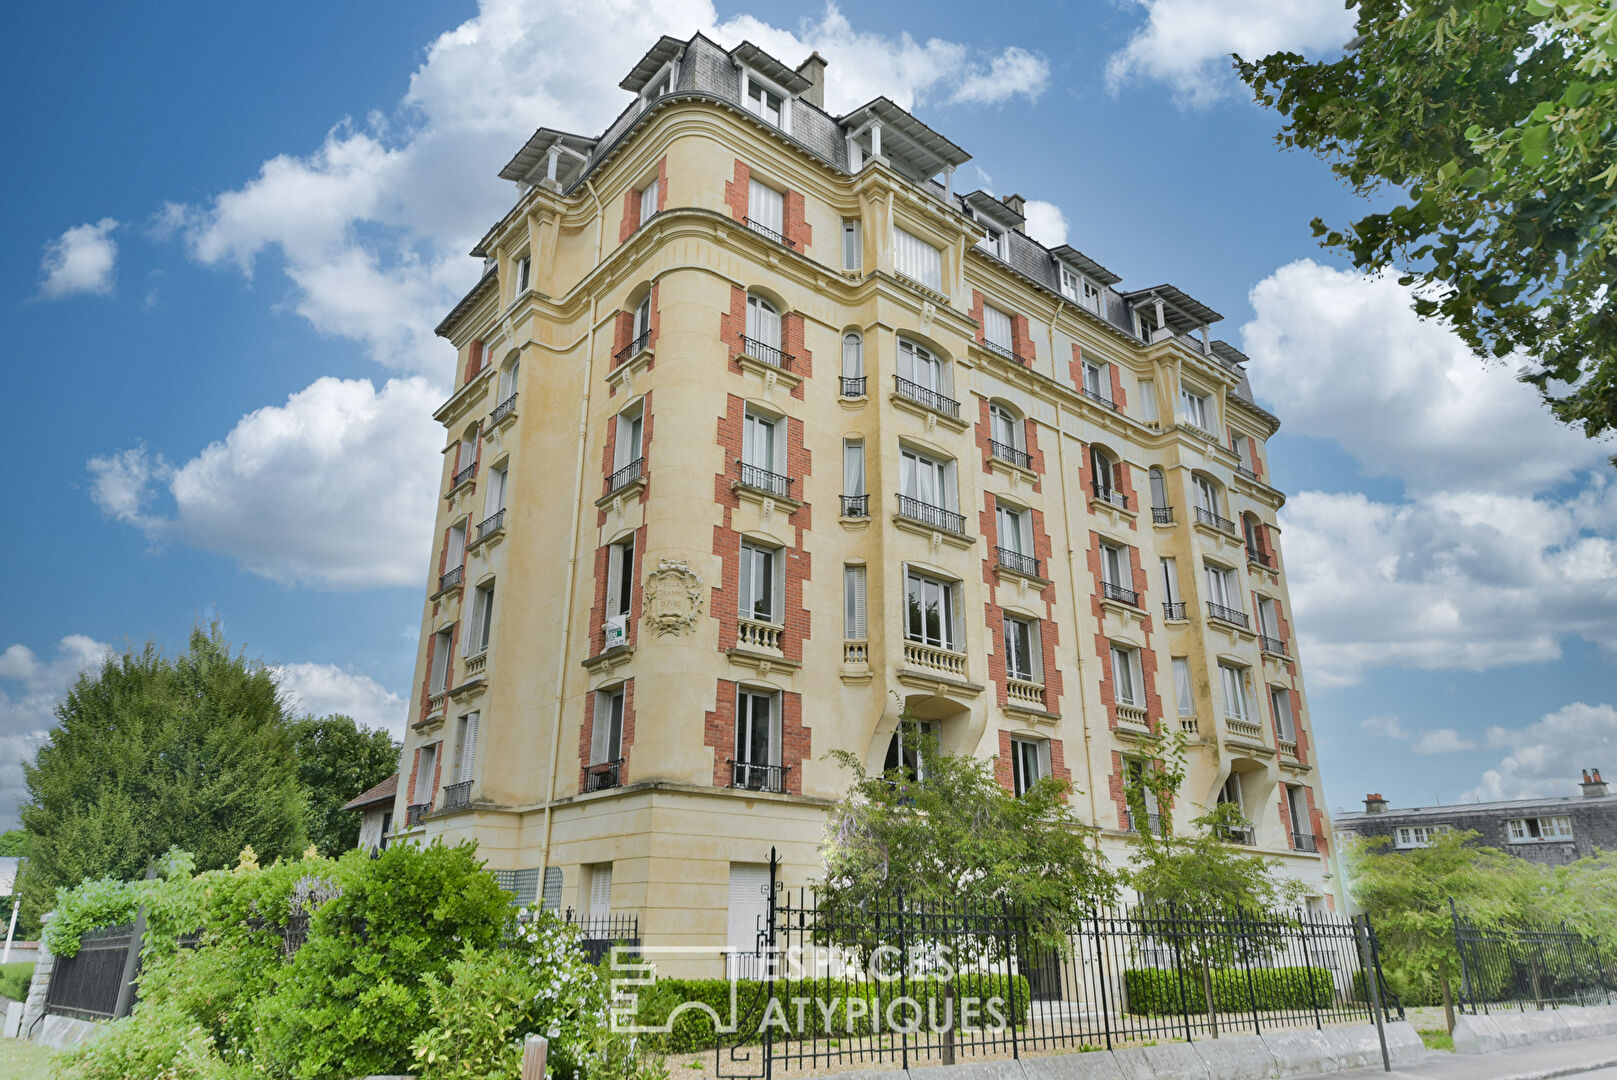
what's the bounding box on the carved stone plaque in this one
[643,559,704,637]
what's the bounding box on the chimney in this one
[1583,768,1609,798]
[796,53,827,109]
[1364,793,1387,814]
[1002,193,1027,231]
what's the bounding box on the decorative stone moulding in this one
[643,560,704,637]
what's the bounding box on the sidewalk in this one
[1309,1032,1617,1080]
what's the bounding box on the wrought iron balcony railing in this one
[1092,484,1130,510]
[476,509,506,541]
[729,760,789,793]
[442,781,472,810]
[1125,810,1164,836]
[740,336,793,369]
[614,330,652,365]
[405,802,431,827]
[1207,601,1250,629]
[1247,546,1275,568]
[1293,832,1320,853]
[1260,634,1288,656]
[450,462,477,489]
[996,546,1040,578]
[840,494,869,518]
[736,461,792,498]
[1081,387,1119,412]
[489,393,518,425]
[1219,825,1257,846]
[1101,580,1140,607]
[608,457,643,494]
[438,564,464,593]
[840,375,866,398]
[896,494,966,535]
[744,217,795,248]
[1195,506,1237,534]
[989,439,1032,470]
[893,375,961,419]
[1162,601,1187,621]
[586,759,623,793]
[1152,506,1174,525]
[982,338,1016,361]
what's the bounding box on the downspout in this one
[540,185,605,894]
[1049,302,1102,835]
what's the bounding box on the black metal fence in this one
[707,871,1398,1078]
[564,909,640,964]
[43,924,134,1020]
[1452,903,1615,1013]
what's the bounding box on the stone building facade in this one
[388,32,1342,969]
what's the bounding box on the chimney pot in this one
[1002,193,1027,231]
[796,52,827,109]
[1583,767,1609,798]
[1364,793,1387,814]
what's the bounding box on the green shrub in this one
[45,847,201,957]
[0,961,34,1002]
[1123,965,1333,1014]
[57,999,249,1080]
[630,972,1031,1053]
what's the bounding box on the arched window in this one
[1148,467,1167,509]
[1090,446,1125,507]
[988,402,1022,450]
[497,354,520,403]
[897,338,944,392]
[841,331,864,397]
[745,293,780,352]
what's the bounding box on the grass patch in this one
[0,1038,58,1080]
[1418,1029,1454,1052]
[0,963,35,1003]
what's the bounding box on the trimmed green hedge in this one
[1124,966,1333,1015]
[632,973,1031,1053]
[0,962,33,1003]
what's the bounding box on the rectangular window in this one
[497,356,519,401]
[1236,434,1256,472]
[485,463,508,516]
[743,76,786,128]
[615,406,644,471]
[842,219,861,270]
[588,863,613,919]
[413,743,438,804]
[1505,816,1573,842]
[1128,759,1162,816]
[747,178,784,237]
[446,521,467,569]
[734,688,782,789]
[1193,474,1219,514]
[1204,563,1235,609]
[989,404,1019,450]
[899,447,956,510]
[893,227,943,291]
[1159,556,1179,605]
[633,295,652,342]
[996,504,1028,555]
[517,256,531,293]
[1083,361,1109,400]
[1100,542,1129,588]
[467,583,496,656]
[982,304,1013,352]
[429,629,453,694]
[739,542,782,623]
[897,338,944,392]
[1059,265,1082,302]
[606,536,635,620]
[639,178,660,226]
[1258,597,1280,640]
[1172,657,1195,717]
[1270,687,1295,742]
[1179,384,1211,429]
[1287,786,1309,837]
[1010,737,1047,797]
[742,409,779,473]
[1003,615,1039,683]
[1138,378,1158,422]
[977,223,1004,258]
[843,564,867,641]
[884,720,937,781]
[1110,644,1140,706]
[456,711,480,784]
[745,294,781,350]
[843,438,865,501]
[904,568,960,651]
[1395,824,1452,849]
[1219,663,1251,721]
[841,333,863,379]
[592,688,625,764]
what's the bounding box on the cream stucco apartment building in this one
[390,32,1340,964]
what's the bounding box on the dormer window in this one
[741,68,791,132]
[642,60,676,103]
[977,223,1004,259]
[1060,265,1102,313]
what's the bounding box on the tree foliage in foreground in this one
[1237,0,1617,446]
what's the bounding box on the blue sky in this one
[3,0,1613,830]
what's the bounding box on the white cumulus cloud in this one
[1463,703,1617,802]
[1022,200,1069,248]
[274,662,407,738]
[1107,0,1355,107]
[1413,728,1478,755]
[89,377,441,589]
[38,218,119,299]
[0,636,116,829]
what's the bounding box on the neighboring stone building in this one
[1334,769,1617,867]
[342,773,397,853]
[389,32,1342,970]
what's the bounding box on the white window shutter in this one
[772,550,786,624]
[591,693,612,764]
[748,179,783,235]
[769,695,783,767]
[606,543,625,616]
[845,565,867,639]
[1173,657,1195,716]
[589,864,612,917]
[640,179,659,225]
[458,713,479,783]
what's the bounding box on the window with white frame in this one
[1286,786,1310,839]
[1179,382,1212,430]
[413,743,438,805]
[841,332,864,380]
[1218,772,1243,814]
[842,438,865,501]
[733,687,782,788]
[466,582,495,657]
[1172,657,1195,717]
[977,222,1005,259]
[1394,824,1453,849]
[592,687,625,765]
[1219,662,1252,721]
[897,338,945,392]
[843,564,866,641]
[899,446,957,511]
[996,502,1031,558]
[446,520,466,571]
[1090,446,1121,500]
[458,434,478,478]
[632,294,652,347]
[739,541,783,624]
[1082,360,1110,403]
[741,70,789,130]
[1010,737,1049,797]
[606,536,635,622]
[517,255,531,293]
[429,628,453,694]
[642,59,676,102]
[893,227,943,291]
[1193,474,1220,515]
[1136,306,1159,341]
[742,407,783,477]
[455,711,480,784]
[497,356,520,402]
[745,293,781,352]
[1059,264,1097,308]
[1138,378,1158,422]
[1270,686,1295,742]
[1003,614,1041,683]
[747,178,784,239]
[485,462,508,517]
[1100,541,1130,591]
[1506,816,1574,842]
[1149,467,1168,510]
[1127,758,1162,819]
[1258,597,1281,641]
[982,303,1013,354]
[885,720,937,781]
[1110,643,1142,707]
[989,403,1022,452]
[638,176,660,227]
[1204,562,1237,610]
[1159,556,1180,607]
[614,404,643,473]
[842,219,862,270]
[587,863,613,919]
[904,567,962,651]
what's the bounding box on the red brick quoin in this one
[719,284,812,400]
[703,679,810,795]
[610,282,661,391]
[597,390,654,512]
[710,394,813,663]
[973,398,1044,494]
[978,494,1063,717]
[968,290,1031,362]
[619,157,668,243]
[579,677,636,792]
[994,729,1071,794]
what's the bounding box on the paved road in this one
[1317,1032,1617,1080]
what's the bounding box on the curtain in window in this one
[1173,657,1195,716]
[745,295,781,349]
[842,440,864,495]
[747,179,783,234]
[983,305,1012,349]
[893,228,942,291]
[842,332,863,378]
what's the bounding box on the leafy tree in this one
[289,714,399,855]
[0,831,31,857]
[18,626,307,926]
[1236,0,1617,446]
[1123,802,1307,915]
[1341,829,1528,1032]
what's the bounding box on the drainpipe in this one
[539,188,605,896]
